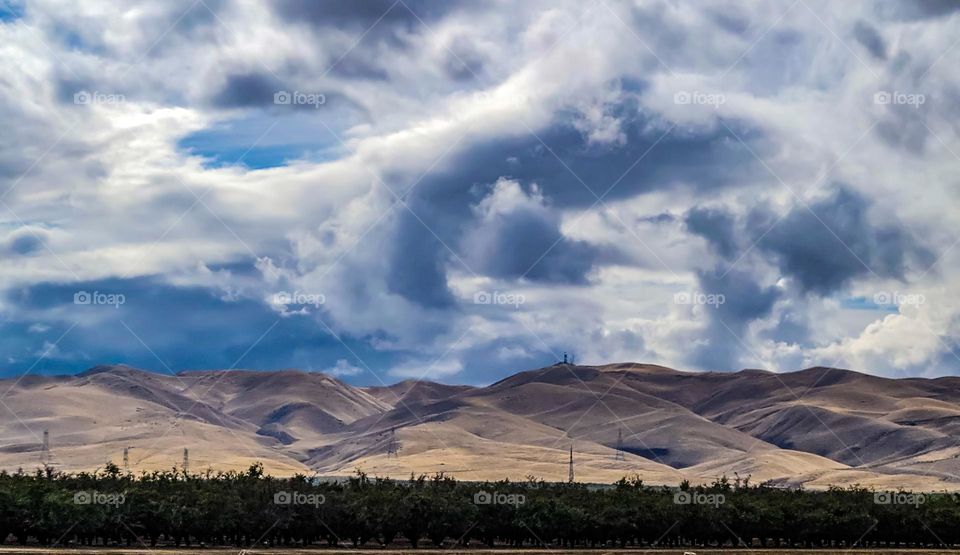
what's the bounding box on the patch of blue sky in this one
[178,112,346,170]
[840,295,898,312]
[0,0,23,21]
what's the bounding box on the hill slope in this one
[2,362,960,489]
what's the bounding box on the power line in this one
[40,430,50,468]
[386,427,399,458]
[614,428,625,461]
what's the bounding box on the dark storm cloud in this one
[853,21,887,60]
[267,1,477,82]
[688,268,781,371]
[386,207,458,309]
[414,115,763,209]
[464,198,598,284]
[876,0,960,20]
[208,72,360,112]
[2,231,43,255]
[378,113,765,308]
[271,0,466,32]
[751,186,933,295]
[678,186,933,304]
[699,268,781,324]
[211,72,283,108]
[684,206,738,259]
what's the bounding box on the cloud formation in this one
[1,0,959,382]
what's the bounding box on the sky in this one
[0,0,958,384]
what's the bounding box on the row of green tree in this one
[0,464,954,548]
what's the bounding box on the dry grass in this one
[4,364,960,491]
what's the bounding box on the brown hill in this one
[364,379,474,405]
[2,362,959,489]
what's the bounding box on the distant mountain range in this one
[3,363,960,490]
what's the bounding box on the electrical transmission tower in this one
[386,427,399,458]
[123,447,129,473]
[568,443,575,483]
[182,448,189,475]
[614,428,625,461]
[40,429,50,467]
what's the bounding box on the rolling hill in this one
[2,362,960,490]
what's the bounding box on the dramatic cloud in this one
[853,21,887,60]
[1,0,959,382]
[751,186,933,295]
[684,206,739,260]
[462,179,598,284]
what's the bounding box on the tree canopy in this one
[0,466,953,549]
